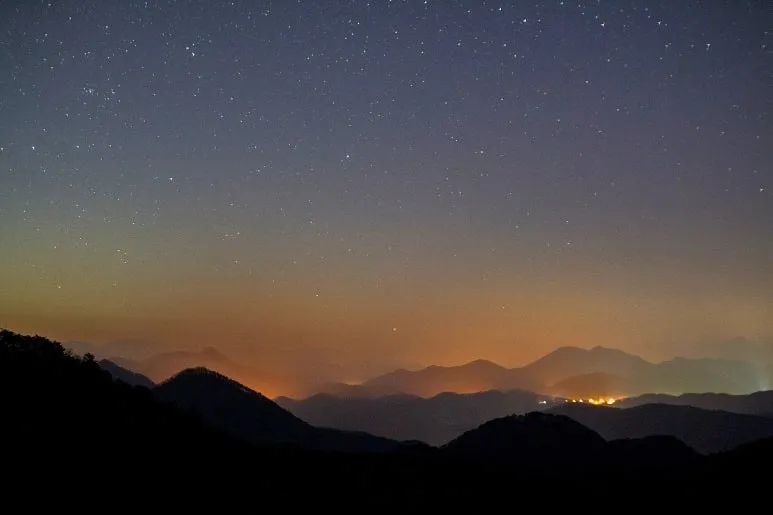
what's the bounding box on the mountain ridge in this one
[342,345,768,398]
[154,365,404,453]
[4,327,773,503]
[97,341,773,400]
[548,402,773,454]
[98,359,155,388]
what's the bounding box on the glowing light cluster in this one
[565,397,620,405]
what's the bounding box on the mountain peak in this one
[547,345,638,358]
[154,366,400,453]
[465,358,504,368]
[589,346,640,356]
[161,366,261,396]
[177,365,213,374]
[545,345,584,355]
[166,365,223,380]
[533,344,650,362]
[520,345,651,387]
[155,366,307,438]
[590,345,618,352]
[443,412,608,464]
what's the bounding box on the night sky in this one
[1,1,771,380]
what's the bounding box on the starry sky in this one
[1,0,771,380]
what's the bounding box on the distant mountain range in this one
[319,345,649,397]
[73,339,773,400]
[63,338,415,397]
[277,389,559,445]
[278,387,773,449]
[5,328,773,502]
[109,347,297,398]
[617,390,773,417]
[84,340,773,455]
[319,346,773,399]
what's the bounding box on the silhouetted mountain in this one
[312,381,397,398]
[154,367,402,452]
[277,389,559,445]
[155,367,309,439]
[442,411,704,478]
[701,435,773,481]
[354,345,772,399]
[443,412,609,466]
[618,390,773,416]
[356,346,650,398]
[521,346,650,386]
[549,403,773,454]
[607,435,700,466]
[98,359,155,388]
[0,329,249,468]
[551,359,771,399]
[5,328,772,504]
[112,347,294,398]
[529,348,766,397]
[360,359,523,398]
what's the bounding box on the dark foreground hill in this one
[549,402,773,454]
[0,330,247,467]
[443,412,608,463]
[1,329,771,506]
[442,412,700,475]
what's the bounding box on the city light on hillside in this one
[564,397,622,405]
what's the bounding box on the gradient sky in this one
[1,0,771,379]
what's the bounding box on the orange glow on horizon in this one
[566,397,622,405]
